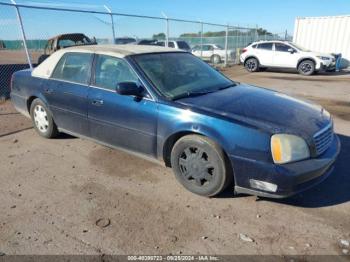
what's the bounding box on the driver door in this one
[273,43,299,68]
[88,55,158,157]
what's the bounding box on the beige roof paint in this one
[32,44,185,79]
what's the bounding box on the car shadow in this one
[218,134,350,208]
[54,133,77,140]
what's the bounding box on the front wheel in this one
[244,58,259,72]
[170,135,233,197]
[30,98,59,138]
[298,60,315,76]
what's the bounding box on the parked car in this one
[192,44,234,64]
[11,45,340,198]
[132,39,159,46]
[115,37,137,45]
[38,33,96,64]
[240,40,336,75]
[0,40,6,49]
[157,40,191,52]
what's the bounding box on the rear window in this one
[257,43,273,50]
[252,44,257,48]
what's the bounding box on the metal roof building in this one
[293,15,350,68]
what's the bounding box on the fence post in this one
[200,21,203,59]
[224,24,229,67]
[10,0,33,70]
[161,12,169,46]
[104,5,116,44]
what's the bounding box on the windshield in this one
[214,45,224,50]
[288,42,310,52]
[132,53,234,100]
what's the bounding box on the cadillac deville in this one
[10,45,340,198]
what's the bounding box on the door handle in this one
[92,99,104,106]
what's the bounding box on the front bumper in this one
[231,135,341,198]
[317,61,336,72]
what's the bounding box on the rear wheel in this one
[245,57,259,72]
[211,55,221,64]
[298,60,315,76]
[30,98,59,138]
[170,135,233,197]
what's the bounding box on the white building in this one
[293,15,350,68]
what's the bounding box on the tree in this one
[152,33,166,40]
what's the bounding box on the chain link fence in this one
[0,1,291,99]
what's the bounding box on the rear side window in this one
[257,43,273,50]
[252,44,257,48]
[168,42,175,48]
[51,52,92,84]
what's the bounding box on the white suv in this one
[240,41,335,75]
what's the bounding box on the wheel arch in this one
[244,55,260,66]
[297,57,316,69]
[162,130,233,171]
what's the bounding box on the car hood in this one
[304,51,334,59]
[176,84,331,139]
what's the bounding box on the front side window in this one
[275,43,291,52]
[51,52,92,84]
[132,53,234,100]
[257,43,273,50]
[94,55,138,91]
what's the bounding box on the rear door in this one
[273,43,298,68]
[45,52,92,135]
[255,42,273,66]
[88,54,158,156]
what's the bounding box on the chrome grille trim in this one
[313,122,334,156]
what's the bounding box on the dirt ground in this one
[0,66,349,257]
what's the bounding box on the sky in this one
[1,0,350,40]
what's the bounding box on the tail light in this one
[242,48,248,53]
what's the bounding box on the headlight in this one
[317,56,330,61]
[271,134,310,164]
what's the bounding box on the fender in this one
[244,55,260,65]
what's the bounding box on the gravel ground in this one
[0,66,349,256]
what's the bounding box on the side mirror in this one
[116,82,143,97]
[288,48,295,54]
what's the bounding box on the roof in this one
[32,44,185,79]
[64,44,185,56]
[48,33,88,41]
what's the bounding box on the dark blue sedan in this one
[10,45,340,198]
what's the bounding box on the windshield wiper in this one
[171,90,216,101]
[218,83,238,90]
[171,83,238,101]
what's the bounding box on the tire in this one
[170,135,233,197]
[244,57,259,72]
[30,98,59,138]
[298,60,315,76]
[210,55,221,64]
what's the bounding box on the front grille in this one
[313,123,334,156]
